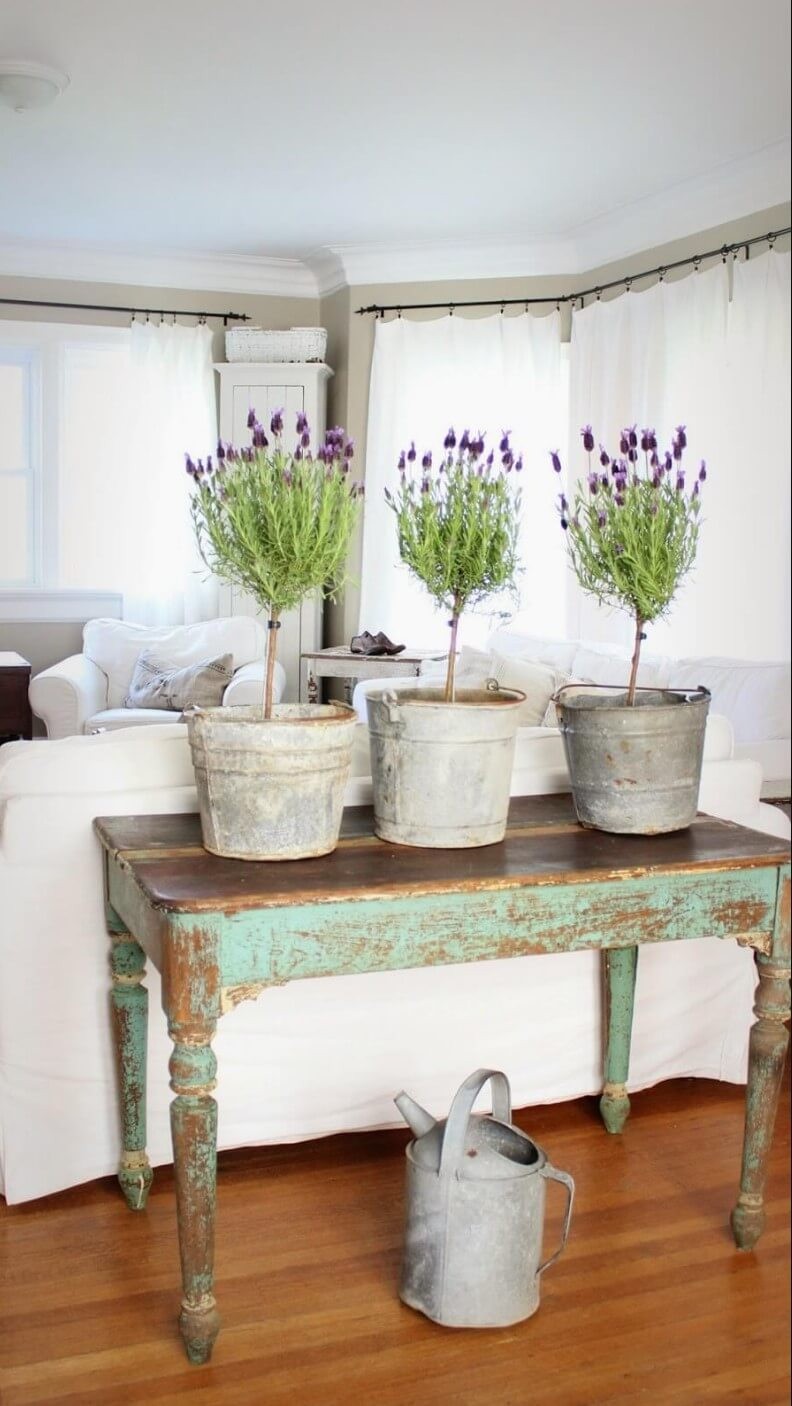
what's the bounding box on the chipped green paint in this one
[600,947,638,1134]
[185,866,782,992]
[732,868,791,1249]
[169,1027,220,1365]
[110,933,153,1210]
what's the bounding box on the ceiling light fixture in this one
[0,60,69,112]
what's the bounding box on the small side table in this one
[301,646,447,704]
[0,652,33,743]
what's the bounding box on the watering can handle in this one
[439,1068,512,1177]
[537,1164,575,1275]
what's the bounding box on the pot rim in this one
[185,701,357,727]
[553,684,711,714]
[369,685,527,710]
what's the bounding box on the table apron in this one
[103,864,781,1010]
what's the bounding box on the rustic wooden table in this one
[300,646,447,703]
[0,651,32,742]
[95,796,791,1365]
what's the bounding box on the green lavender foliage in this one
[387,436,522,617]
[557,430,704,625]
[187,421,362,616]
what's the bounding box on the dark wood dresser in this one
[0,652,33,743]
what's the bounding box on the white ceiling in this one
[0,0,789,292]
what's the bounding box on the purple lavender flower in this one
[692,481,700,498]
[398,451,406,471]
[599,446,610,467]
[252,427,269,449]
[650,450,659,469]
[499,431,511,454]
[588,473,598,494]
[185,454,197,476]
[294,447,303,461]
[246,408,257,430]
[560,517,569,531]
[344,439,355,460]
[205,455,214,474]
[269,408,284,436]
[422,451,432,471]
[598,510,607,528]
[316,445,327,464]
[581,425,595,453]
[216,441,226,460]
[559,494,568,512]
[514,455,523,472]
[699,460,707,481]
[407,442,417,463]
[664,451,673,473]
[652,473,661,488]
[444,428,457,451]
[471,434,485,458]
[300,430,310,449]
[502,451,514,470]
[550,450,563,474]
[673,439,683,462]
[628,426,638,449]
[620,431,630,455]
[296,411,309,435]
[676,472,685,492]
[420,478,430,494]
[615,493,625,507]
[459,431,471,452]
[675,425,687,450]
[601,473,609,488]
[487,450,495,468]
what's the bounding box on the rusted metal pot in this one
[554,684,711,835]
[186,702,357,860]
[395,1069,575,1328]
[366,684,525,849]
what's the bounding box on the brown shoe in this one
[350,631,387,656]
[374,632,405,656]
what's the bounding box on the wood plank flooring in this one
[1,1074,789,1406]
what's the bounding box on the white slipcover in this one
[0,722,788,1205]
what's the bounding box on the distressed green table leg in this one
[600,946,639,1134]
[731,949,791,1249]
[109,920,153,1210]
[169,1021,220,1365]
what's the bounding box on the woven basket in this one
[225,326,328,364]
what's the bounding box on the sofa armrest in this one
[223,659,286,708]
[29,654,107,739]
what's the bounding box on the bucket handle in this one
[439,1068,512,1178]
[537,1164,575,1275]
[381,689,401,724]
[552,682,711,705]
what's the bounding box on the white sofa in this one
[0,720,787,1205]
[352,628,792,800]
[29,616,286,739]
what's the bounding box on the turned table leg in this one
[731,951,791,1250]
[169,1021,221,1365]
[600,946,639,1134]
[110,922,153,1210]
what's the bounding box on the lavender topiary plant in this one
[552,424,706,705]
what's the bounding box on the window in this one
[0,320,132,592]
[0,346,38,587]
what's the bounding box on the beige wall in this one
[0,272,319,366]
[322,202,791,643]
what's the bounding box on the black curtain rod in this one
[355,227,791,316]
[0,295,251,324]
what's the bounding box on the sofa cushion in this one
[83,617,267,708]
[670,657,791,745]
[570,644,671,691]
[84,708,184,733]
[491,651,562,726]
[124,651,233,711]
[0,723,192,798]
[486,629,577,673]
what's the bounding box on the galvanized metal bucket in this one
[554,684,711,835]
[395,1069,574,1328]
[186,702,357,861]
[366,684,525,848]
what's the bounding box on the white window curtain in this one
[123,320,219,624]
[568,250,791,660]
[359,311,567,650]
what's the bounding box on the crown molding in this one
[0,238,319,299]
[1,142,787,302]
[567,139,791,273]
[310,140,790,290]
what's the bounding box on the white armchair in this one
[30,616,286,739]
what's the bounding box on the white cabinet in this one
[214,362,333,701]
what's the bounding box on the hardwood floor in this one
[0,1075,789,1406]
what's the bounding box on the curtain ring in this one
[721,245,729,264]
[693,256,701,273]
[658,267,666,283]
[499,302,505,315]
[624,277,633,292]
[595,288,602,301]
[396,307,402,318]
[449,304,455,316]
[768,232,777,249]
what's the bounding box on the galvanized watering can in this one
[395,1069,574,1328]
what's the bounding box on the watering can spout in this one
[395,1091,436,1138]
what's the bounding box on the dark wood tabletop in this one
[95,794,790,915]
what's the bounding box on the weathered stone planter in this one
[366,684,525,849]
[186,702,357,860]
[554,684,711,835]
